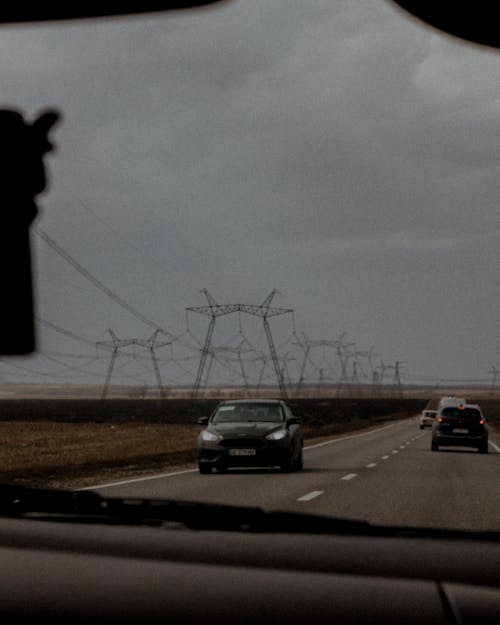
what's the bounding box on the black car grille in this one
[220,438,265,448]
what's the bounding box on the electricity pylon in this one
[187,289,293,399]
[335,335,356,395]
[293,332,343,397]
[202,340,254,391]
[363,346,381,390]
[489,366,498,395]
[97,329,173,399]
[385,360,406,396]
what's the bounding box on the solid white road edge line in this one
[77,467,199,490]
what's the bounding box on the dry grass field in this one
[0,422,201,488]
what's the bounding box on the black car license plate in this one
[229,449,256,456]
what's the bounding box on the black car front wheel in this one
[198,463,212,474]
[281,443,303,472]
[293,445,303,471]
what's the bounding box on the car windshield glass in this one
[212,404,284,423]
[1,1,500,535]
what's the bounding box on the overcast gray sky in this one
[0,0,499,390]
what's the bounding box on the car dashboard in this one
[1,509,500,624]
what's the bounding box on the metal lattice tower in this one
[335,335,356,395]
[202,341,255,391]
[96,329,173,399]
[186,289,294,398]
[385,360,406,396]
[376,360,388,395]
[293,332,344,397]
[349,348,378,396]
[362,346,381,389]
[489,366,498,395]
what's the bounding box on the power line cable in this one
[35,227,165,333]
[36,316,101,348]
[58,182,193,309]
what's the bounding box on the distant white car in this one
[419,409,437,429]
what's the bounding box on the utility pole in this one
[202,341,253,393]
[365,346,381,392]
[96,329,173,399]
[385,360,406,397]
[336,335,356,396]
[241,290,294,400]
[187,290,293,399]
[489,366,498,395]
[377,360,387,396]
[293,332,344,397]
[186,290,240,399]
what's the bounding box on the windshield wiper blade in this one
[0,484,371,532]
[2,485,500,539]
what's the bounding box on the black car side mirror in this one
[197,416,209,425]
[287,417,302,426]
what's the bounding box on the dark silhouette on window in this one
[0,108,60,354]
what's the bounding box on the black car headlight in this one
[199,430,220,443]
[265,429,287,441]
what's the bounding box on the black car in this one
[197,399,303,473]
[431,403,488,453]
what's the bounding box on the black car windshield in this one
[212,404,284,424]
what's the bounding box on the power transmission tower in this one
[202,341,254,392]
[96,329,173,399]
[186,290,294,399]
[489,366,498,395]
[335,335,356,396]
[279,351,297,388]
[385,360,406,397]
[293,332,343,397]
[352,347,380,397]
[350,353,364,397]
[376,360,388,396]
[364,346,381,392]
[186,290,243,399]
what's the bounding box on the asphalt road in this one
[88,416,500,532]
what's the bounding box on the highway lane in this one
[87,416,500,531]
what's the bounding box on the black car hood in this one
[209,422,283,436]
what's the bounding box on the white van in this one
[438,396,466,410]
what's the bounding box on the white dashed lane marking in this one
[341,473,358,481]
[297,490,324,502]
